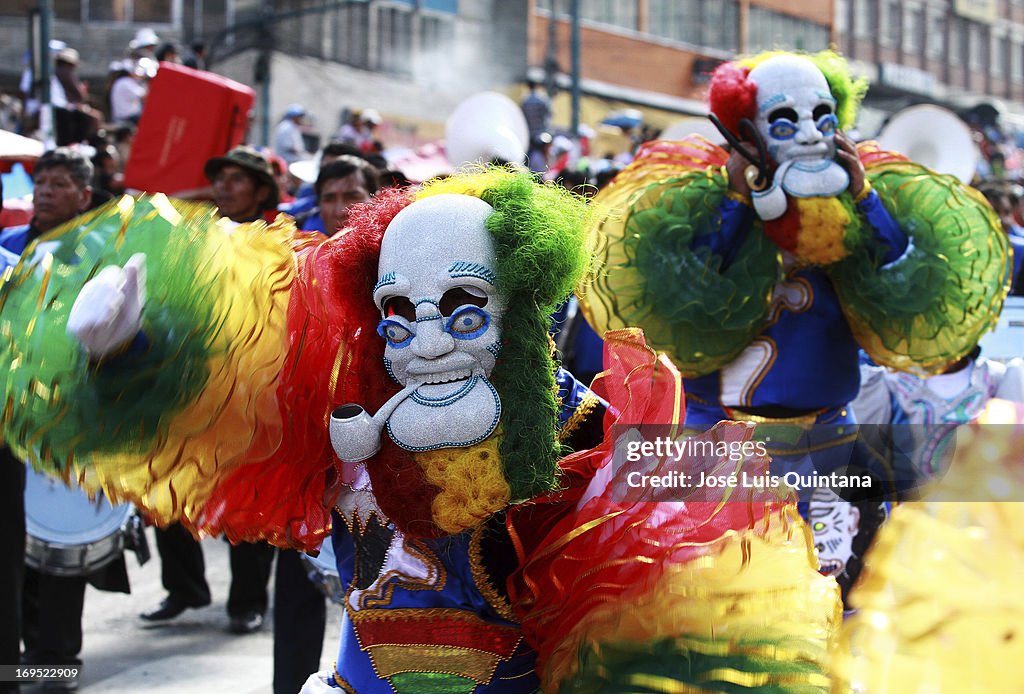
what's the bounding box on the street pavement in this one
[21,532,342,694]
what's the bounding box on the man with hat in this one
[108,59,148,124]
[51,46,100,146]
[274,104,311,165]
[128,28,159,59]
[205,145,279,223]
[126,28,160,79]
[2,148,132,693]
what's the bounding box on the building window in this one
[647,0,738,53]
[969,23,984,71]
[748,7,829,53]
[334,1,371,69]
[420,12,455,53]
[579,0,638,31]
[1012,38,1023,81]
[991,33,1007,77]
[0,1,35,18]
[133,0,173,23]
[82,0,122,21]
[926,10,945,60]
[880,0,900,47]
[902,5,922,55]
[2,0,171,22]
[378,4,414,76]
[853,0,873,40]
[949,19,963,66]
[197,0,229,38]
[52,0,82,20]
[301,3,325,60]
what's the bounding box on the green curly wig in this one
[419,169,593,499]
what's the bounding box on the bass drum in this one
[300,536,344,605]
[24,467,134,576]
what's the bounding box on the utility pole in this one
[257,0,273,147]
[569,0,580,136]
[738,0,749,54]
[543,0,560,98]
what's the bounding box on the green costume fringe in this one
[481,173,592,499]
[418,169,593,500]
[598,171,781,377]
[0,197,217,471]
[828,164,1010,374]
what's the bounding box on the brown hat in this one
[204,145,279,210]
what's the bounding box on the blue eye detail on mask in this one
[768,120,797,140]
[816,113,838,135]
[444,306,490,340]
[377,318,414,348]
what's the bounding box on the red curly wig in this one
[707,62,758,138]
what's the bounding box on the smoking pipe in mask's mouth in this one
[329,383,417,463]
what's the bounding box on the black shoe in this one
[228,609,264,634]
[140,595,208,621]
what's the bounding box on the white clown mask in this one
[749,55,849,198]
[372,194,504,452]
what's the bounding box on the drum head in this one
[25,468,131,544]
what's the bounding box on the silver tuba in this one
[877,104,979,183]
[444,92,529,169]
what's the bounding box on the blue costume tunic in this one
[0,224,32,270]
[684,192,909,432]
[324,370,603,693]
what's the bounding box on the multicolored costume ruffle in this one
[581,137,1009,377]
[0,195,338,550]
[580,138,782,377]
[830,146,1010,373]
[507,330,841,692]
[1,169,597,551]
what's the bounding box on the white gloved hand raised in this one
[66,253,147,360]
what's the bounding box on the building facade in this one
[0,0,841,144]
[837,0,1024,130]
[528,0,834,119]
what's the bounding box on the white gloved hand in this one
[66,253,147,360]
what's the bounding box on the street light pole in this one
[257,0,272,147]
[544,0,560,98]
[257,47,271,146]
[38,0,54,146]
[569,0,580,136]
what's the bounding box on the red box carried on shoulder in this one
[123,63,254,194]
